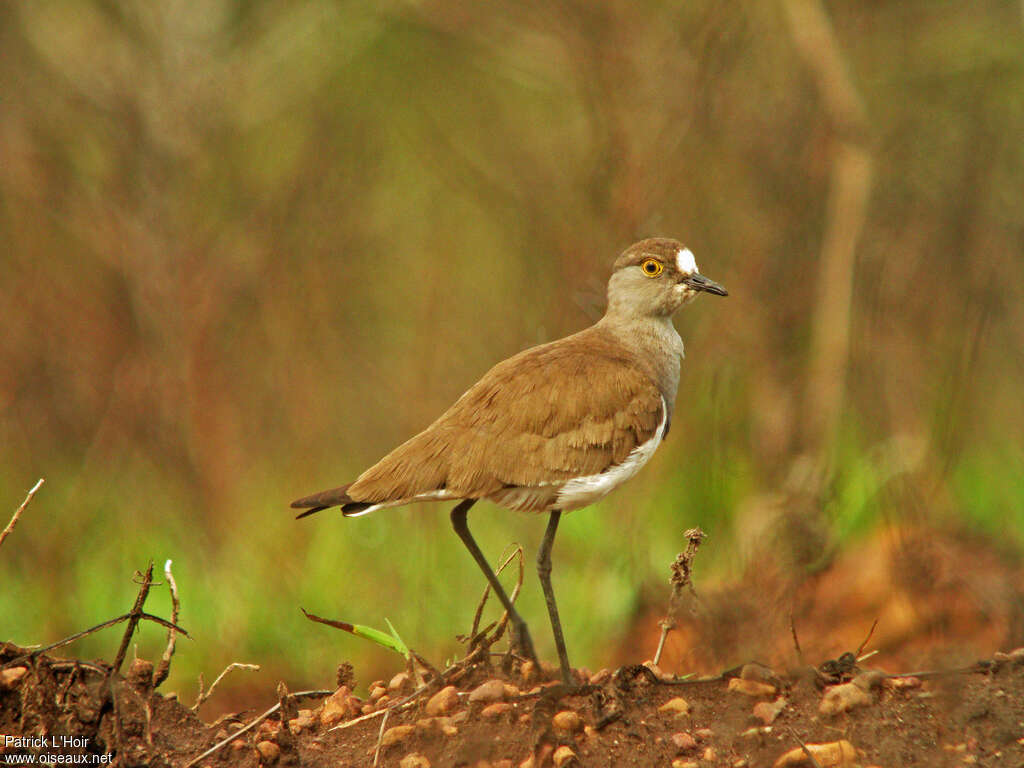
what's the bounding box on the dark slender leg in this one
[538,509,572,684]
[450,499,538,665]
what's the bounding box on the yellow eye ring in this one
[640,258,663,277]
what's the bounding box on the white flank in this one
[676,248,698,274]
[345,488,456,517]
[555,397,668,511]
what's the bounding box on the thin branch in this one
[3,611,189,670]
[111,562,155,676]
[372,706,390,767]
[654,528,706,666]
[0,479,44,551]
[790,612,805,665]
[153,559,181,688]
[192,663,261,712]
[855,618,879,658]
[182,690,331,768]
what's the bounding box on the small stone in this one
[389,672,412,692]
[288,709,315,734]
[230,739,247,751]
[375,694,391,709]
[589,668,612,685]
[772,739,857,767]
[583,725,597,740]
[740,663,776,682]
[552,745,576,767]
[399,753,431,768]
[520,660,537,684]
[819,682,873,716]
[0,667,28,689]
[753,698,786,725]
[643,661,671,681]
[256,741,280,763]
[672,760,699,768]
[319,686,352,726]
[381,725,416,747]
[425,685,460,716]
[553,710,583,733]
[671,732,697,752]
[852,670,886,691]
[703,747,717,761]
[728,678,777,698]
[658,697,691,716]
[370,685,387,702]
[883,676,921,691]
[470,679,509,703]
[481,702,514,719]
[694,728,714,741]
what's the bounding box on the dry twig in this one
[182,689,331,768]
[653,527,706,667]
[468,544,524,647]
[0,478,44,551]
[372,706,390,767]
[153,559,181,688]
[192,662,261,712]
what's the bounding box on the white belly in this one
[553,397,667,511]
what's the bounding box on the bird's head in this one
[606,238,727,319]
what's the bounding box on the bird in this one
[292,238,727,685]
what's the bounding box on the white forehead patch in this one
[676,248,698,274]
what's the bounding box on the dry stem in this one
[0,478,44,551]
[653,527,706,666]
[192,662,261,712]
[153,559,181,688]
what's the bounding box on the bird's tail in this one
[290,483,373,518]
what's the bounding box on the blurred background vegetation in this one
[2,0,1023,710]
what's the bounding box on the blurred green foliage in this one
[1,1,1023,707]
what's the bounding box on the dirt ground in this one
[3,526,1024,767]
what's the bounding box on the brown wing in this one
[347,326,665,504]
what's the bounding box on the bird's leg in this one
[538,509,573,685]
[450,500,539,667]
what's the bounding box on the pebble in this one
[481,702,514,719]
[703,746,717,761]
[589,668,612,685]
[819,682,873,716]
[852,669,886,691]
[883,676,921,691]
[255,740,280,762]
[753,698,787,724]
[772,739,857,767]
[399,753,431,768]
[369,685,387,702]
[470,679,509,703]
[658,697,691,716]
[552,746,577,767]
[389,672,412,692]
[381,725,416,747]
[288,709,315,735]
[552,710,583,733]
[425,685,460,716]
[694,728,714,741]
[728,678,777,698]
[740,662,776,683]
[320,694,345,729]
[672,760,699,768]
[671,732,697,751]
[0,667,28,689]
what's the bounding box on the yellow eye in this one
[640,258,663,277]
